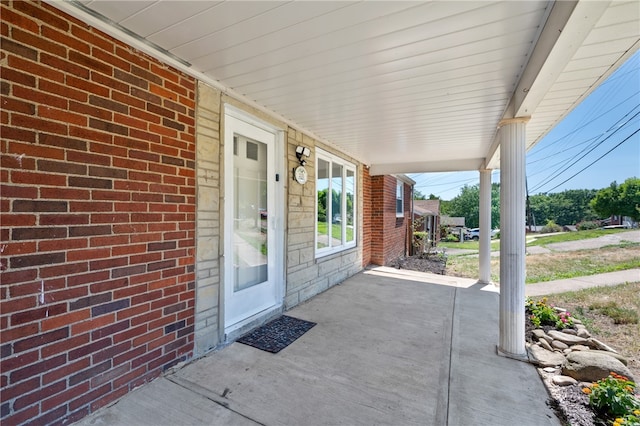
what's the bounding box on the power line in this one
[527,135,598,165]
[542,127,639,193]
[530,107,640,192]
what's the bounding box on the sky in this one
[410,50,640,201]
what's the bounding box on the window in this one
[246,141,258,160]
[396,181,404,217]
[316,149,357,256]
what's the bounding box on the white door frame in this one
[222,106,285,335]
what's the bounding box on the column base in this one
[496,345,529,362]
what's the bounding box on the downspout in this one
[410,185,415,256]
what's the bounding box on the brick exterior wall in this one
[1,2,196,424]
[369,176,412,265]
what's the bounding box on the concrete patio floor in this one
[75,267,560,426]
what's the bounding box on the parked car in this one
[464,228,499,240]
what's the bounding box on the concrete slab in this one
[173,273,455,425]
[448,289,560,425]
[73,269,560,426]
[73,377,258,426]
[526,268,640,296]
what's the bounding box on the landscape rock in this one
[562,351,634,383]
[533,329,553,343]
[577,329,591,339]
[571,345,590,352]
[528,345,566,367]
[539,338,553,352]
[532,329,547,339]
[552,340,569,350]
[548,330,588,346]
[552,375,578,386]
[588,350,629,366]
[586,338,618,353]
[562,328,578,335]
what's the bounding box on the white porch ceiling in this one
[55,0,639,174]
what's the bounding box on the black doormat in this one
[237,315,316,353]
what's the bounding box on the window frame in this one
[396,181,404,217]
[315,148,357,258]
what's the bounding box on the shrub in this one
[526,297,574,329]
[413,231,428,254]
[414,231,427,240]
[443,233,459,242]
[583,372,640,424]
[541,219,562,233]
[577,220,600,231]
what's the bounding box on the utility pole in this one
[525,179,536,232]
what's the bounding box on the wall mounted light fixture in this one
[295,145,310,166]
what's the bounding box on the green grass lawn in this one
[446,243,640,283]
[439,240,500,252]
[439,228,634,252]
[317,222,354,242]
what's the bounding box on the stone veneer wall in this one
[284,130,364,309]
[194,86,365,350]
[193,83,222,356]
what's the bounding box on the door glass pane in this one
[317,158,329,249]
[234,136,267,292]
[346,169,354,243]
[331,163,343,246]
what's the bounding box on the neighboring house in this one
[413,199,441,249]
[440,216,466,240]
[603,215,636,228]
[368,175,414,266]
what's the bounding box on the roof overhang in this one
[48,0,640,175]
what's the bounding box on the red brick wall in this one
[369,175,412,265]
[1,2,196,424]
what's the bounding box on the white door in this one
[224,114,281,332]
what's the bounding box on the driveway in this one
[541,229,640,252]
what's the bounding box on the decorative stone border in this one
[526,306,635,424]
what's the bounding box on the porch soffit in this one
[52,1,639,175]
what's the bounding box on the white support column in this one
[498,117,529,359]
[478,169,492,284]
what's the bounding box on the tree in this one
[317,188,327,221]
[529,189,598,226]
[413,189,427,200]
[443,183,500,229]
[591,178,640,221]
